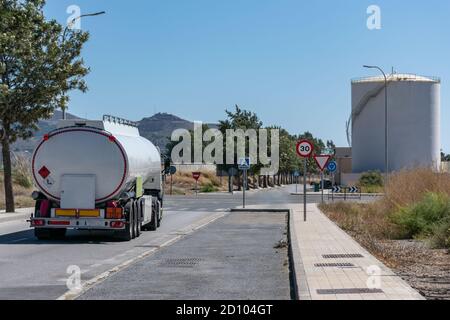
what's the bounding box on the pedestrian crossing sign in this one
[238,157,251,170]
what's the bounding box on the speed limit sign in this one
[296,140,314,158]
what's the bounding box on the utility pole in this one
[61,11,106,119]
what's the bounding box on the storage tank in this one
[31,116,161,205]
[350,73,441,173]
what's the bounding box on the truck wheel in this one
[131,203,136,239]
[157,204,162,228]
[50,228,66,239]
[116,203,134,241]
[135,202,141,238]
[149,201,158,231]
[35,228,51,240]
[35,228,66,240]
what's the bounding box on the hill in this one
[11,110,80,153]
[10,111,217,154]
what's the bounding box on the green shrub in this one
[430,217,450,249]
[200,183,218,193]
[359,171,384,187]
[391,192,450,241]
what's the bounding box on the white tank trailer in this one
[29,115,164,241]
[350,74,441,173]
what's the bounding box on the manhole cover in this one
[322,254,364,259]
[159,258,202,268]
[314,263,355,268]
[317,288,384,295]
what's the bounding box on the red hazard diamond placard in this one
[38,166,50,179]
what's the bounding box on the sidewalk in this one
[0,207,33,224]
[289,204,424,300]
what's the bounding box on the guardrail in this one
[328,186,362,201]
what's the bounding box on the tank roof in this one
[352,73,440,84]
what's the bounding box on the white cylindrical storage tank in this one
[351,74,441,173]
[32,124,161,204]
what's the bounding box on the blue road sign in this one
[327,161,337,173]
[238,157,251,170]
[293,171,300,177]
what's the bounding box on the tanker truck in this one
[29,115,164,241]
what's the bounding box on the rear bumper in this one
[29,217,126,230]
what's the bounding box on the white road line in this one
[56,212,226,301]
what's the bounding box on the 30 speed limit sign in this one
[296,140,314,158]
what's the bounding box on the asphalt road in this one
[79,210,291,300]
[0,185,379,300]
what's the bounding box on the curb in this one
[228,208,311,300]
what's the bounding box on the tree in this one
[216,105,264,191]
[0,0,89,212]
[277,128,301,182]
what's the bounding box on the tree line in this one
[166,105,335,191]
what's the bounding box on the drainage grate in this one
[159,258,202,268]
[314,263,355,268]
[317,288,384,295]
[322,254,364,259]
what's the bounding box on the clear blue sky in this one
[44,0,449,152]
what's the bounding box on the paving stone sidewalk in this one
[290,204,424,300]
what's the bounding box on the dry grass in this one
[321,168,450,241]
[384,168,450,211]
[163,170,229,195]
[320,168,450,300]
[1,156,35,210]
[0,175,34,210]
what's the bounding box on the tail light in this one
[106,207,123,219]
[110,221,125,228]
[48,220,70,226]
[32,219,46,227]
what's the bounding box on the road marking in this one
[56,212,226,301]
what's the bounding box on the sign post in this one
[327,160,337,190]
[293,171,300,193]
[314,155,332,203]
[296,140,314,221]
[165,166,177,196]
[192,172,201,195]
[238,157,251,209]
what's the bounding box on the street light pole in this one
[62,11,106,41]
[363,65,389,189]
[61,11,106,120]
